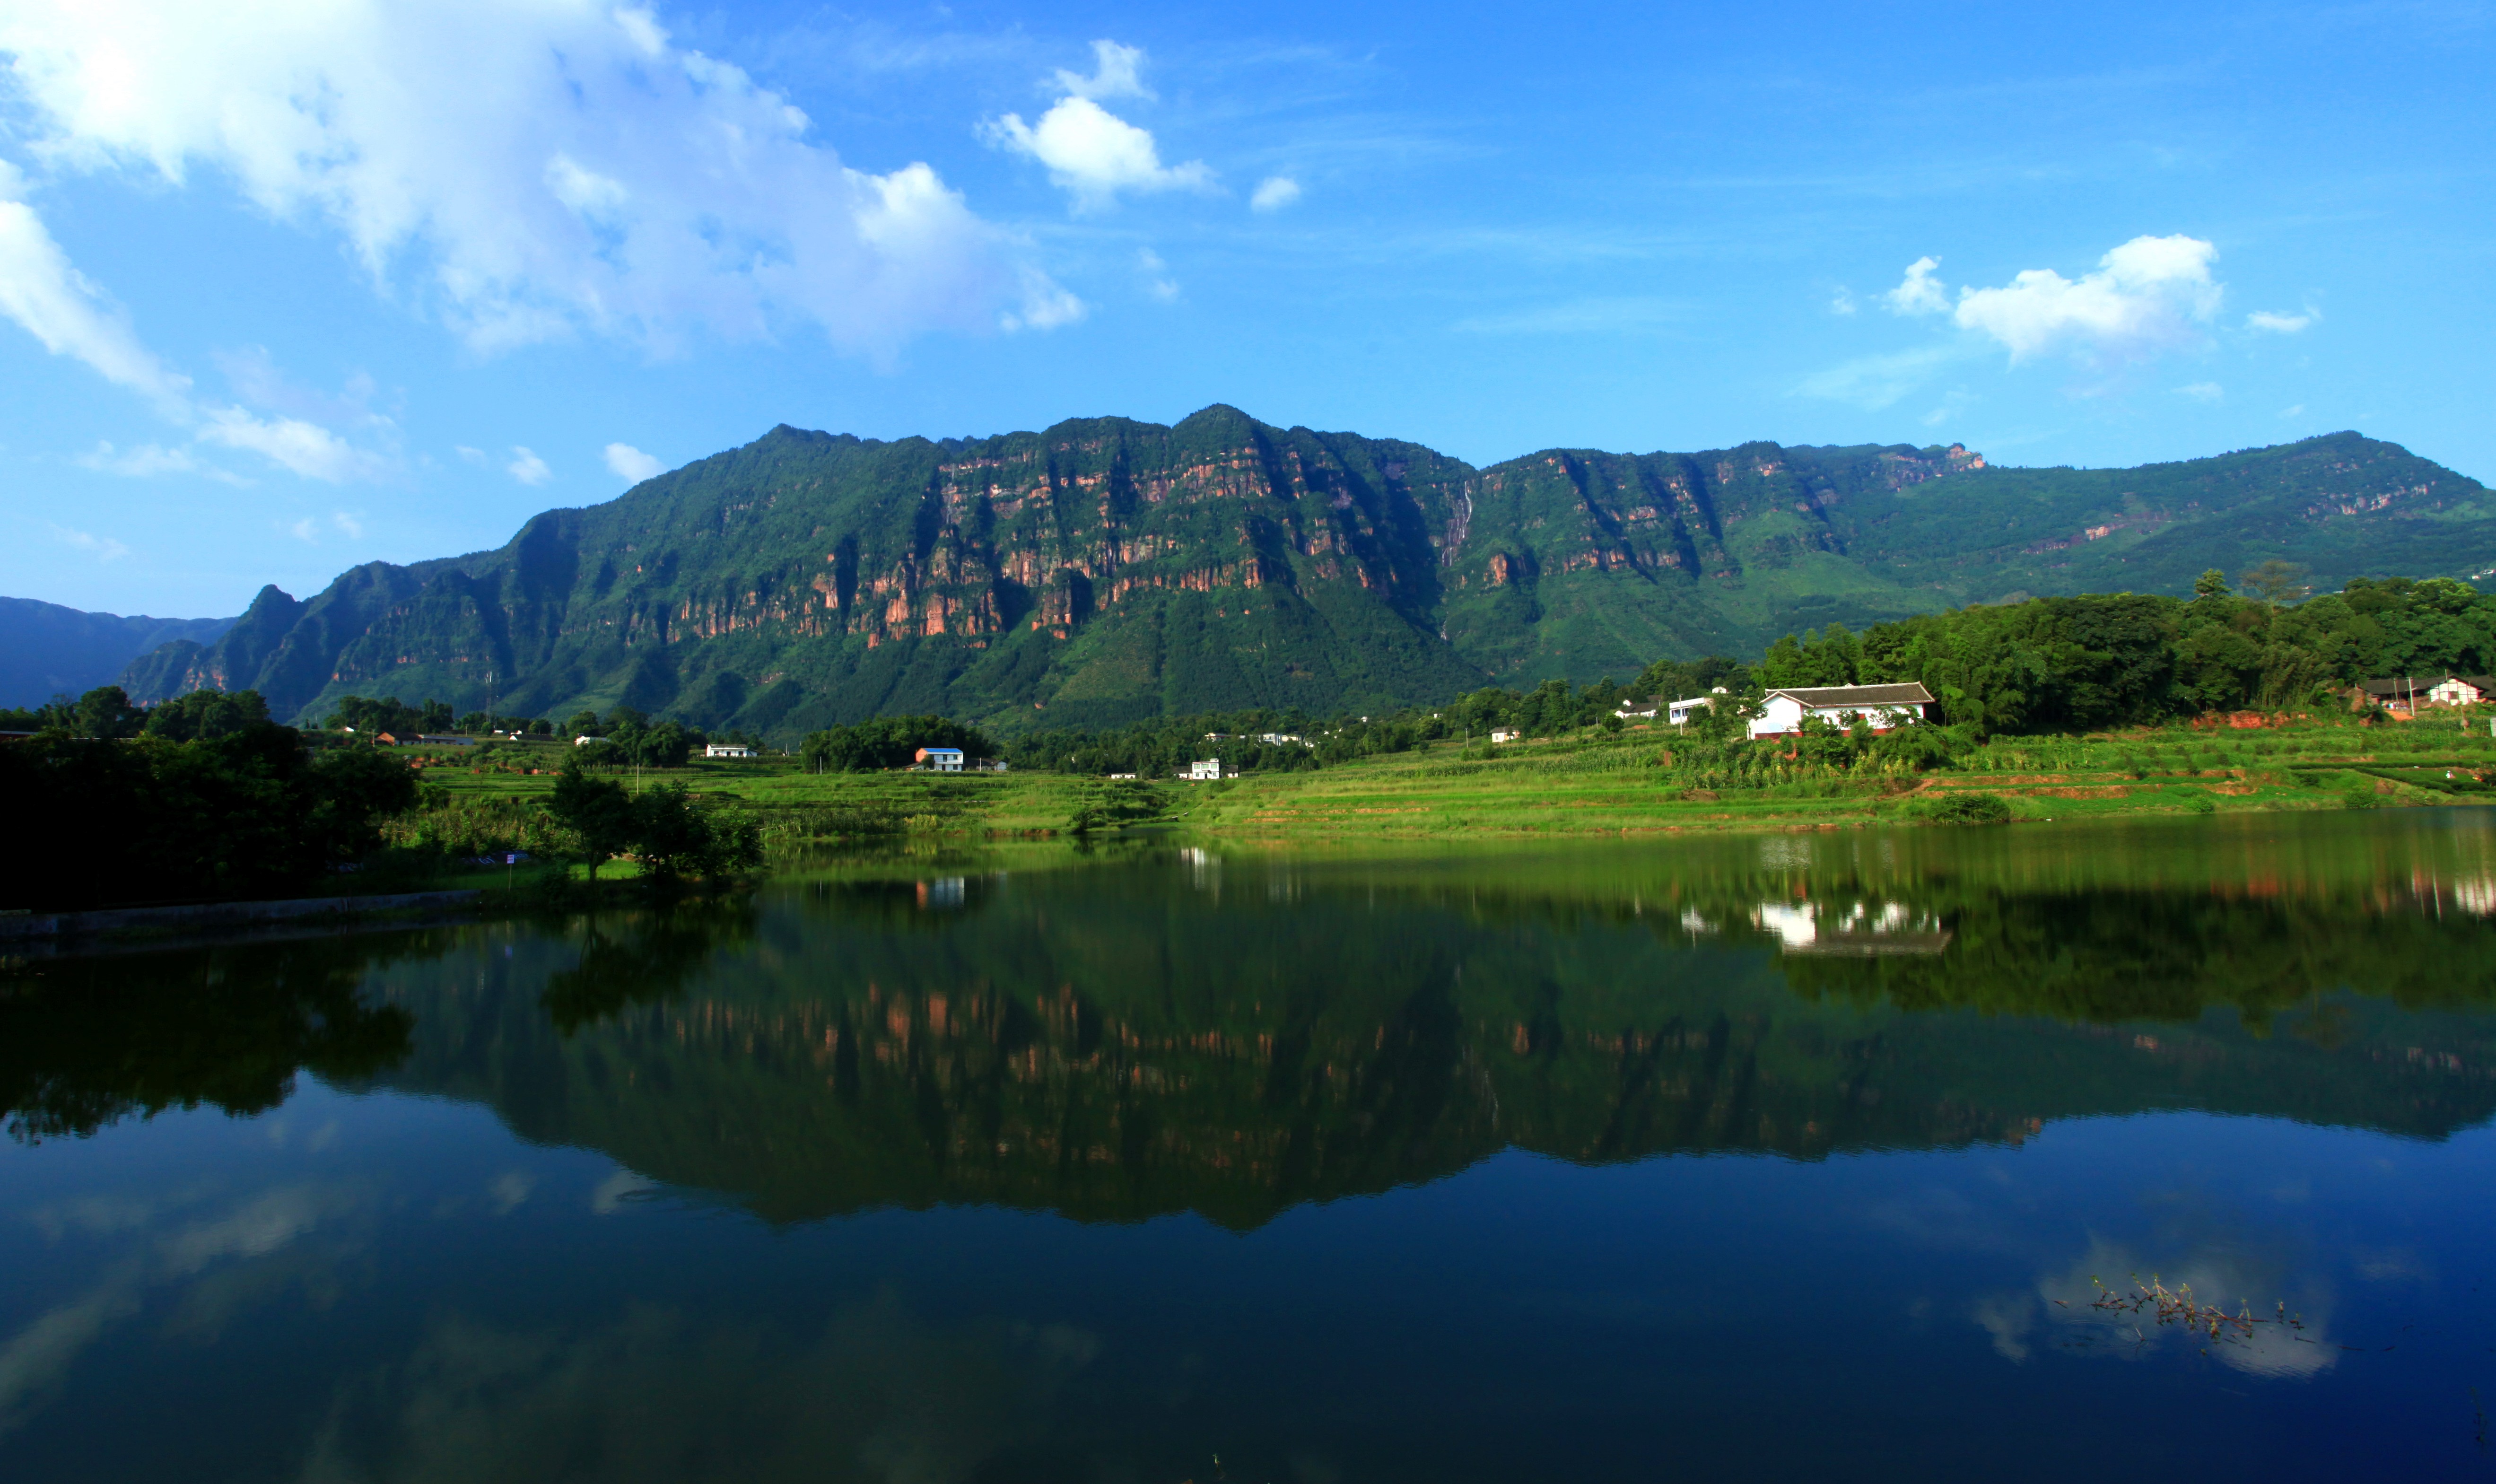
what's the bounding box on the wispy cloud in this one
[2247,309,2315,333]
[2174,381,2225,402]
[1796,344,1971,409]
[75,440,249,485]
[49,523,130,561]
[1451,296,1688,336]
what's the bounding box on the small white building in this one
[1667,688,1731,726]
[1614,701,1659,720]
[1490,728,1521,743]
[1185,759,1236,781]
[1747,682,1935,740]
[2428,676,2495,707]
[916,746,965,772]
[704,742,758,759]
[969,757,1009,773]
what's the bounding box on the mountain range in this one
[109,405,2496,736]
[0,598,235,710]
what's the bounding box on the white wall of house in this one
[1746,695,1922,740]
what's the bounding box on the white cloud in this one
[2279,403,2306,419]
[1138,248,1180,303]
[1828,287,1858,316]
[1250,175,1302,213]
[1000,268,1086,332]
[287,517,319,543]
[2175,381,2225,402]
[986,42,1211,210]
[50,523,129,560]
[2247,309,2314,333]
[1883,256,1949,316]
[604,442,663,483]
[1053,40,1150,102]
[332,510,363,539]
[0,0,1066,358]
[1951,235,2222,363]
[506,447,552,486]
[198,405,379,482]
[456,445,489,465]
[0,161,191,410]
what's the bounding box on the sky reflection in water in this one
[6,811,2496,1481]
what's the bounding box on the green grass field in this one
[392,709,2496,854]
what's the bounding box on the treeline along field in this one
[16,569,2496,914]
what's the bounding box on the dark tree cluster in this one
[799,715,998,773]
[0,704,420,912]
[1754,570,2496,737]
[543,760,761,882]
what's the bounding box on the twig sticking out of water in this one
[2088,1274,2302,1348]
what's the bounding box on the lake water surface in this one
[8,812,2496,1482]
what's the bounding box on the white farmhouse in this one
[1746,682,1935,740]
[1666,692,1724,726]
[915,746,965,772]
[1490,728,1520,743]
[1185,759,1236,781]
[704,743,758,759]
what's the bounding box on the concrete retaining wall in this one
[0,890,483,943]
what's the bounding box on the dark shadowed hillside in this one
[0,597,235,709]
[117,407,2496,735]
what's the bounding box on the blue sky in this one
[1,0,2489,618]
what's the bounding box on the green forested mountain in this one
[117,406,2496,735]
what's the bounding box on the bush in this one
[1905,790,2012,825]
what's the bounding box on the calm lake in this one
[8,812,2496,1482]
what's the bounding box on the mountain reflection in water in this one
[12,812,2496,1230]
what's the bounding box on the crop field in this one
[393,709,2496,849]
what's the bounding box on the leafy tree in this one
[628,785,762,881]
[2238,559,2311,606]
[143,689,271,742]
[546,760,639,880]
[70,685,146,739]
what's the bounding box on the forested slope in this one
[115,406,2495,737]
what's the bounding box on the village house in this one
[704,742,758,759]
[1185,759,1237,781]
[1614,700,1659,720]
[1667,690,1727,726]
[2358,675,2494,712]
[1490,728,1521,743]
[914,746,965,772]
[1746,682,1935,741]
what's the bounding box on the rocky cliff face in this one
[119,405,2492,733]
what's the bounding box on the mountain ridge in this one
[0,597,236,710]
[118,407,2496,736]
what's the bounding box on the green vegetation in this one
[1761,572,2496,729]
[111,408,2496,739]
[0,710,419,911]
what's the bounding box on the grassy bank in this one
[388,709,2496,848]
